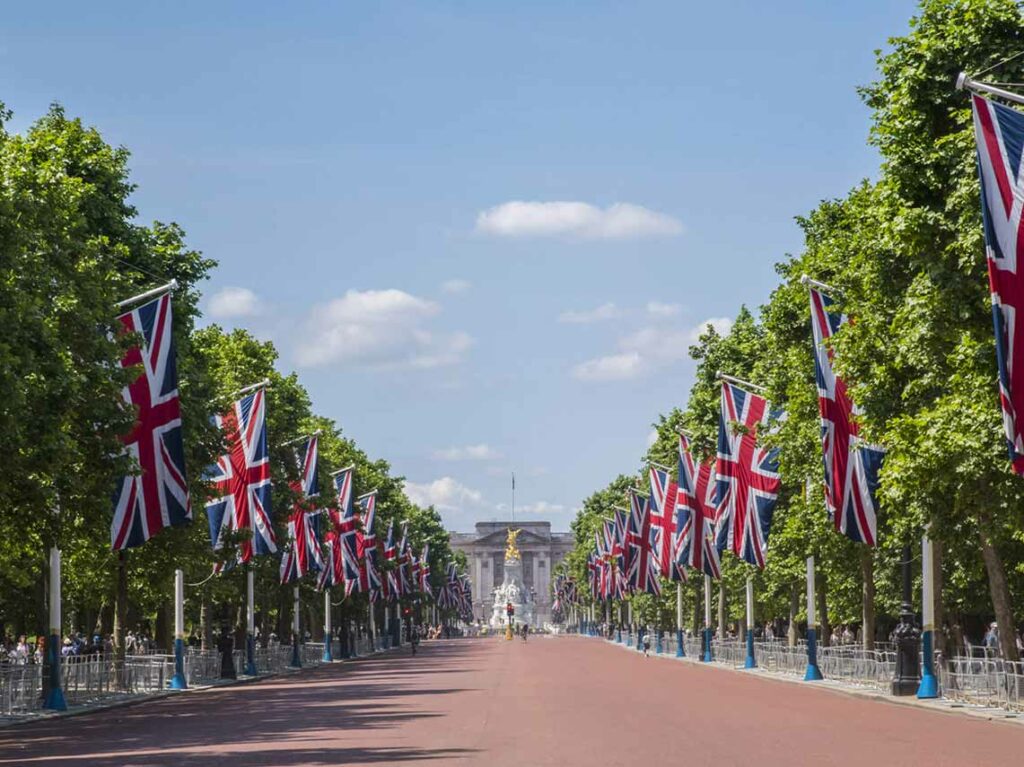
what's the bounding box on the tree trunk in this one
[155,601,171,653]
[860,547,875,651]
[977,508,1019,662]
[788,584,798,647]
[817,571,830,648]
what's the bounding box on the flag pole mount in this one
[716,371,767,393]
[799,274,837,294]
[116,279,178,311]
[957,71,1024,107]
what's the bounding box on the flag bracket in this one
[716,371,767,393]
[957,71,1024,107]
[116,280,178,310]
[800,274,838,294]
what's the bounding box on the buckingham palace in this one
[448,521,574,627]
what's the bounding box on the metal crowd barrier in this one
[0,636,396,718]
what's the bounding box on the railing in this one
[940,657,1024,712]
[0,637,395,718]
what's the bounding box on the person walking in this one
[642,632,651,657]
[520,624,528,642]
[410,625,420,656]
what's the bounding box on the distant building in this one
[449,521,574,627]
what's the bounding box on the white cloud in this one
[403,477,484,511]
[688,316,733,343]
[293,289,472,370]
[572,316,734,382]
[558,302,622,324]
[647,301,681,317]
[432,444,501,461]
[475,201,683,240]
[516,501,566,515]
[572,352,644,382]
[208,287,260,319]
[441,279,471,294]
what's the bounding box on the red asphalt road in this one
[1,637,1023,766]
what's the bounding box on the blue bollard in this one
[744,630,756,669]
[43,634,67,710]
[702,628,713,662]
[323,634,334,663]
[290,634,302,668]
[676,629,685,658]
[656,630,663,654]
[170,637,188,689]
[917,630,938,698]
[804,627,823,681]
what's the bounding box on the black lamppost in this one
[891,544,921,695]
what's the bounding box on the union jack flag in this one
[317,530,342,591]
[675,434,721,579]
[970,94,1024,474]
[111,293,191,550]
[648,466,679,580]
[281,435,324,584]
[356,491,382,598]
[206,388,275,564]
[600,520,626,599]
[382,520,400,602]
[715,381,780,568]
[397,524,413,595]
[418,543,432,597]
[626,489,661,595]
[331,467,362,595]
[612,508,630,579]
[586,553,601,601]
[808,287,884,545]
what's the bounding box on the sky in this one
[3,0,918,532]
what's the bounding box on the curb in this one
[588,635,1024,729]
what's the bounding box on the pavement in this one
[1,636,1023,766]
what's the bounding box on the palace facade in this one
[448,521,574,627]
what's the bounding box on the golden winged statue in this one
[505,528,522,561]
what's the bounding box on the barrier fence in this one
[0,635,389,719]
[600,631,1023,712]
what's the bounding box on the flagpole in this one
[744,576,756,669]
[917,532,939,698]
[368,600,377,653]
[280,429,322,448]
[329,465,356,477]
[115,279,178,310]
[703,575,713,662]
[323,588,334,662]
[170,569,187,689]
[957,71,1024,107]
[675,582,685,658]
[43,547,67,710]
[805,556,823,680]
[290,586,302,668]
[244,568,258,675]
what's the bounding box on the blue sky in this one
[4,1,916,532]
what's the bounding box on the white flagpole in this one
[244,569,257,675]
[43,548,67,710]
[744,577,756,669]
[290,586,302,667]
[918,533,938,697]
[957,72,1024,107]
[805,556,822,680]
[170,569,187,689]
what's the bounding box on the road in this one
[1,636,1023,766]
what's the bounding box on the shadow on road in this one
[0,640,487,766]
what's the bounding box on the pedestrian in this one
[520,624,528,642]
[642,632,651,657]
[410,625,420,656]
